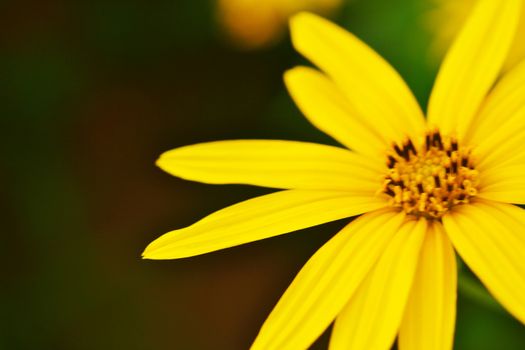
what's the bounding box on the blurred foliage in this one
[1,0,524,349]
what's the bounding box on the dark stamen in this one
[394,144,403,157]
[434,175,441,187]
[402,150,410,161]
[406,139,417,155]
[394,143,409,161]
[393,180,404,188]
[387,155,396,168]
[433,133,443,149]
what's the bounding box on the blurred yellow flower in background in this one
[145,0,525,349]
[216,0,342,49]
[426,0,525,71]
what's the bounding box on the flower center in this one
[381,130,479,219]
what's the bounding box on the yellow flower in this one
[144,1,525,349]
[216,0,342,49]
[426,0,525,71]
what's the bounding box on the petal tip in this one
[289,12,324,48]
[141,242,157,260]
[283,66,306,84]
[142,246,167,260]
[155,151,179,175]
[142,234,170,260]
[289,11,317,28]
[154,157,164,169]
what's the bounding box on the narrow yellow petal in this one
[284,66,386,157]
[143,190,386,260]
[251,209,405,350]
[467,60,525,172]
[157,140,384,191]
[290,12,426,144]
[473,107,525,173]
[427,0,521,137]
[398,222,457,350]
[478,163,525,204]
[443,200,525,324]
[464,60,525,152]
[505,5,525,72]
[330,218,426,350]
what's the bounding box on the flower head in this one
[145,0,525,349]
[382,130,479,219]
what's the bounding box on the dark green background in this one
[2,0,524,349]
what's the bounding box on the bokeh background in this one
[2,0,525,349]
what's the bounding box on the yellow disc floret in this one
[382,130,479,219]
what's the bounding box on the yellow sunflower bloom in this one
[216,0,342,49]
[144,0,525,349]
[426,0,525,72]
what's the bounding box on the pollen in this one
[381,130,479,219]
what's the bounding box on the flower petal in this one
[464,61,525,171]
[465,61,525,149]
[478,163,525,204]
[143,190,386,260]
[290,12,426,144]
[398,222,457,350]
[473,111,525,173]
[329,218,426,350]
[427,0,521,136]
[443,200,525,324]
[284,66,386,157]
[251,209,405,350]
[157,140,383,191]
